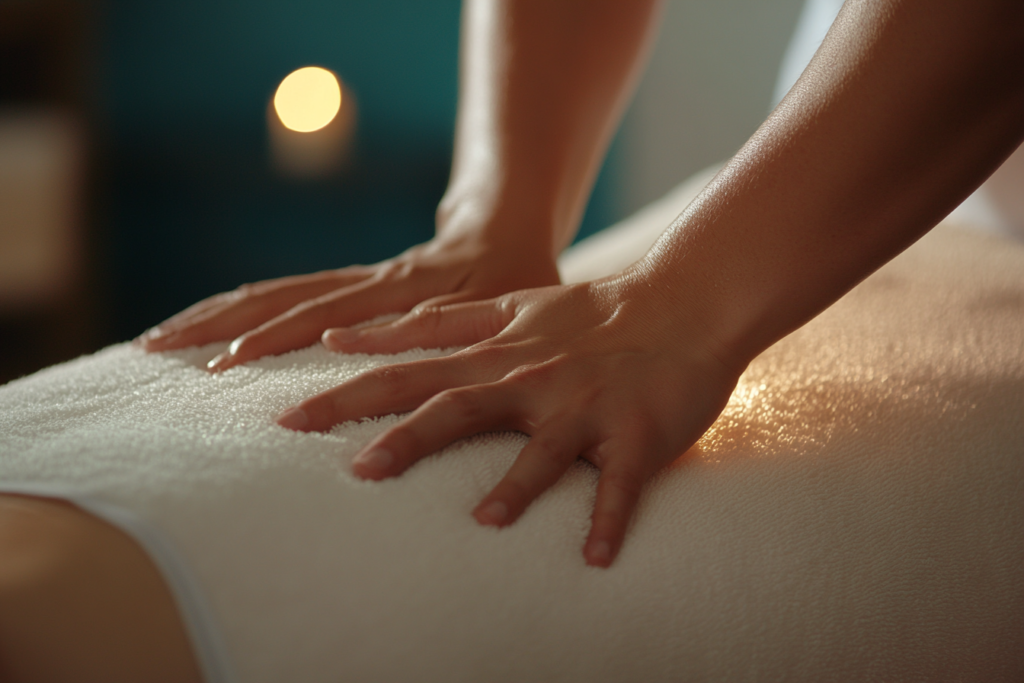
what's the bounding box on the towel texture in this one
[1,211,1023,681]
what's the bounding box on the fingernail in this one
[276,407,309,431]
[322,327,359,349]
[207,352,231,372]
[474,500,508,526]
[586,540,612,566]
[352,447,394,475]
[228,337,245,355]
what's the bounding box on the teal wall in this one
[99,1,622,340]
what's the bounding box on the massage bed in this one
[1,168,1022,682]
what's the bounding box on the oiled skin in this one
[5,0,1024,677]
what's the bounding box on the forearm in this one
[275,0,1023,569]
[438,0,662,259]
[632,0,1024,365]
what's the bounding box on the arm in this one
[438,0,661,259]
[140,0,661,371]
[644,0,1024,364]
[279,0,1024,567]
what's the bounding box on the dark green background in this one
[99,0,623,340]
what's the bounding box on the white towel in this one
[1,217,1022,682]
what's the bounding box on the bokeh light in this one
[273,67,342,133]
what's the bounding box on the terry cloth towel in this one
[2,182,1023,682]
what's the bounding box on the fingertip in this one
[206,352,233,373]
[584,538,615,568]
[276,407,310,431]
[351,446,396,479]
[322,327,359,351]
[321,329,339,351]
[473,499,509,527]
[207,334,253,372]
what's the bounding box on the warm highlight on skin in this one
[140,0,1024,572]
[5,0,1018,678]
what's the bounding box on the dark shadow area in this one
[0,0,624,384]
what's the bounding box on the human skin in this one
[138,0,661,374]
[0,494,202,682]
[145,0,1024,567]
[275,0,1024,567]
[8,2,1020,679]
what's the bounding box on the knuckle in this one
[505,360,557,389]
[375,260,415,282]
[373,262,399,280]
[496,296,519,320]
[409,305,444,329]
[603,469,644,500]
[384,424,423,457]
[432,388,485,423]
[530,433,569,466]
[369,365,411,397]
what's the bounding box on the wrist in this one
[436,178,569,260]
[594,263,751,380]
[420,220,562,291]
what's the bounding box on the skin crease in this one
[140,0,1024,570]
[9,6,1021,680]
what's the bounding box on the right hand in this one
[137,232,561,372]
[274,273,743,567]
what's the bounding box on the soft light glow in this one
[273,67,342,133]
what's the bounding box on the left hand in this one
[136,232,560,372]
[276,275,743,567]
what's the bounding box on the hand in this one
[137,233,561,372]
[275,276,743,567]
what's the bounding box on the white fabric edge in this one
[0,482,239,683]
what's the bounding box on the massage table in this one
[1,169,1022,682]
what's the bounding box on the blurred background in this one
[0,0,802,385]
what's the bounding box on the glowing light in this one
[273,67,342,133]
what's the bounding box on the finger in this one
[348,383,520,480]
[140,295,231,340]
[276,354,481,433]
[138,299,236,350]
[410,289,490,309]
[208,275,424,371]
[144,271,366,345]
[143,299,279,352]
[584,458,647,568]
[143,270,371,351]
[473,417,591,527]
[322,298,514,355]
